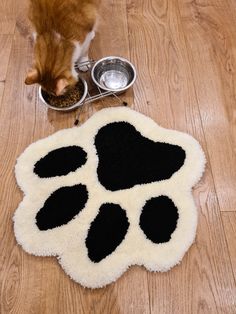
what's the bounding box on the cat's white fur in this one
[72,30,96,76]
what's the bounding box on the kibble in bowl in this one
[39,78,88,111]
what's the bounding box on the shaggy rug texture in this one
[14,107,206,288]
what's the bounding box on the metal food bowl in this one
[91,56,137,93]
[39,77,88,112]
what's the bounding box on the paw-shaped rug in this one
[14,107,205,288]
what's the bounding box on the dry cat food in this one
[42,80,84,108]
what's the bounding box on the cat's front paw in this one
[77,56,90,72]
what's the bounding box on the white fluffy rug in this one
[14,107,205,288]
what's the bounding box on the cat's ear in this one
[25,68,39,85]
[55,78,69,96]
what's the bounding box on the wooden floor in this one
[1,0,236,313]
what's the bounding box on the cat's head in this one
[25,33,77,96]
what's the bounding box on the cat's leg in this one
[77,30,95,72]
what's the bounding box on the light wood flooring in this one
[1,0,236,313]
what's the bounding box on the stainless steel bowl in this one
[91,56,137,93]
[39,78,88,112]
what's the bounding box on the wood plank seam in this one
[220,212,236,284]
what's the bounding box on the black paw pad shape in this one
[14,107,205,288]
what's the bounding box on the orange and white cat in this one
[25,0,100,95]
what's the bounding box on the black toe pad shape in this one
[86,203,129,263]
[34,146,87,178]
[140,196,179,243]
[36,184,88,230]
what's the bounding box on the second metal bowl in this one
[91,56,137,93]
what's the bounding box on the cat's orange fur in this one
[25,0,100,95]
